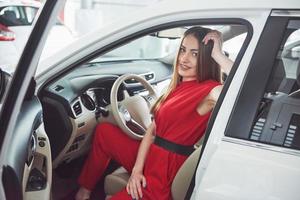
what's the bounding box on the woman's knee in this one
[94,122,120,142]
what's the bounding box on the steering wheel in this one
[110,74,157,140]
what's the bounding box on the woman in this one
[76,26,233,200]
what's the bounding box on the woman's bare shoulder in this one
[208,85,223,103]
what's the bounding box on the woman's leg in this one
[76,122,140,199]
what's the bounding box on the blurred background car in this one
[2,1,300,200]
[0,0,39,71]
[0,0,74,73]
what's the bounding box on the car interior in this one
[0,23,249,200]
[0,6,38,26]
[250,26,300,149]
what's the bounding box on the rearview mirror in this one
[150,27,186,39]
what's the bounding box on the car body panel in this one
[32,3,300,199]
[1,0,300,199]
[195,139,300,200]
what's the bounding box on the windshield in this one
[0,0,162,75]
[92,35,181,62]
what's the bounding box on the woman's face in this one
[177,34,199,82]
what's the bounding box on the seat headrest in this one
[3,10,17,21]
[296,58,300,87]
[265,59,286,93]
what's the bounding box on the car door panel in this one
[23,122,52,200]
[195,140,300,200]
[0,1,65,199]
[2,97,52,200]
[2,97,40,198]
[192,11,300,200]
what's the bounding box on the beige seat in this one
[104,145,202,199]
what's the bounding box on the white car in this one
[0,0,39,70]
[1,0,300,200]
[0,0,74,73]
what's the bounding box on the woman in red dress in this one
[75,26,233,200]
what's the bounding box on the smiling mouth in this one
[179,64,191,70]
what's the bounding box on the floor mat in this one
[58,182,106,200]
[51,157,119,200]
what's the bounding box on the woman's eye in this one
[179,47,185,53]
[192,52,198,57]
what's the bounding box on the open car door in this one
[0,1,66,199]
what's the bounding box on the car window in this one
[227,19,300,151]
[94,35,181,62]
[283,29,300,79]
[87,26,246,64]
[23,6,38,24]
[0,6,38,26]
[62,24,247,98]
[223,33,247,61]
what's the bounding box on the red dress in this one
[78,79,220,200]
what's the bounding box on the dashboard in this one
[39,59,172,167]
[85,87,110,108]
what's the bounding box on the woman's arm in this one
[197,85,223,115]
[132,122,155,173]
[126,122,155,199]
[212,53,233,75]
[201,30,234,104]
[202,30,234,75]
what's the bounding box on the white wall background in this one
[64,0,161,37]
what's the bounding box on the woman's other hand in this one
[126,169,147,200]
[75,187,91,200]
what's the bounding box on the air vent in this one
[144,72,154,81]
[124,72,155,84]
[81,94,96,111]
[250,118,266,141]
[72,101,82,116]
[54,85,64,92]
[125,78,138,84]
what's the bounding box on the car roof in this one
[151,0,300,13]
[36,0,300,78]
[0,0,40,8]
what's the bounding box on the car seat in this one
[104,141,203,200]
[3,10,19,25]
[288,58,300,97]
[251,58,300,146]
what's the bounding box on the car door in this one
[191,10,300,200]
[0,1,66,199]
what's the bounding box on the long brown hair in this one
[151,26,221,114]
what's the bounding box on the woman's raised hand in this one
[126,169,147,200]
[202,30,223,60]
[203,30,233,74]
